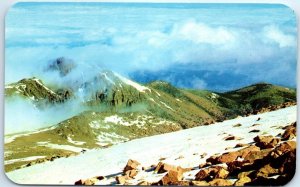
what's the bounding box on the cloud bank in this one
[5,3,297,91]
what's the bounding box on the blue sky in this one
[5,3,297,91]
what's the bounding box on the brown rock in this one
[215,168,230,179]
[238,145,261,158]
[281,126,296,140]
[256,164,278,178]
[254,135,280,149]
[116,175,130,185]
[96,176,105,180]
[224,135,237,141]
[191,180,210,186]
[234,176,251,186]
[249,129,260,133]
[244,149,273,163]
[209,179,233,186]
[125,169,138,178]
[154,162,181,174]
[123,159,140,172]
[233,123,242,127]
[195,166,226,181]
[159,170,183,185]
[74,179,84,185]
[235,143,248,148]
[270,141,296,159]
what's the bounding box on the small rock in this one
[233,123,242,127]
[252,123,260,127]
[74,179,84,185]
[235,143,248,148]
[257,117,261,121]
[224,135,237,141]
[249,129,260,133]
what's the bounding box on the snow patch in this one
[67,136,86,146]
[5,156,47,165]
[115,73,150,93]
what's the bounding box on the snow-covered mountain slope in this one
[6,106,296,185]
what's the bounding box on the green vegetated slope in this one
[4,72,296,172]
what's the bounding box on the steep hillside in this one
[5,78,71,104]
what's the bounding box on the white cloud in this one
[264,25,296,48]
[173,20,236,45]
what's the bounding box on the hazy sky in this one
[5,3,297,91]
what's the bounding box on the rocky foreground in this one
[6,106,296,185]
[75,123,296,186]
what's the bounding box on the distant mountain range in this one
[4,69,296,172]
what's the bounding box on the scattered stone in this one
[253,135,280,149]
[224,135,237,141]
[233,123,242,127]
[251,123,260,127]
[159,157,166,161]
[96,176,105,180]
[123,159,140,173]
[225,147,233,150]
[200,153,207,158]
[249,129,260,133]
[175,155,184,160]
[257,117,261,121]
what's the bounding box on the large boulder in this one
[253,135,280,149]
[123,159,140,173]
[159,170,184,185]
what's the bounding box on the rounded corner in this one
[5,1,22,22]
[3,170,23,185]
